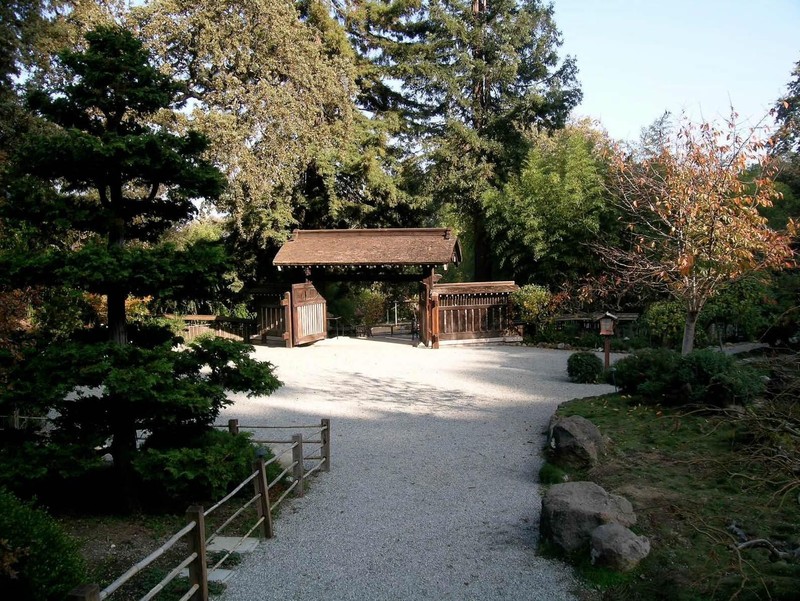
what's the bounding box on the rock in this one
[541,481,636,554]
[549,415,605,467]
[590,523,651,572]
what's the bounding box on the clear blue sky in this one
[552,0,800,141]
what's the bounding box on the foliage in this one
[538,462,568,485]
[354,289,387,327]
[642,300,686,348]
[484,121,616,285]
[613,348,764,406]
[511,284,552,324]
[0,27,281,507]
[0,336,281,500]
[132,0,358,269]
[599,114,795,355]
[612,348,683,398]
[702,276,774,344]
[676,350,764,407]
[348,0,582,279]
[567,351,604,383]
[134,430,274,507]
[0,488,87,601]
[775,57,800,156]
[532,321,602,349]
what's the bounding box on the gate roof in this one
[273,228,462,268]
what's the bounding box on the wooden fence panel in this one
[436,295,513,342]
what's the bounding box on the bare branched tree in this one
[598,114,796,354]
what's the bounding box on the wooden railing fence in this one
[0,410,49,431]
[164,315,258,344]
[69,419,330,601]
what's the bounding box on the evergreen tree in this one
[348,0,582,279]
[0,26,280,505]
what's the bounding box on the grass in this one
[550,393,800,601]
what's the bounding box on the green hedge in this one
[612,348,764,406]
[134,429,283,508]
[0,488,86,601]
[567,352,604,383]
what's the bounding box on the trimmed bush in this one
[0,488,87,601]
[613,348,681,398]
[567,352,604,383]
[134,429,282,507]
[614,348,764,406]
[677,349,764,406]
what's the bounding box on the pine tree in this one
[0,26,280,505]
[348,0,582,278]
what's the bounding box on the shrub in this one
[567,352,604,383]
[511,284,552,324]
[677,349,764,406]
[134,429,282,507]
[0,488,87,600]
[614,348,764,406]
[613,348,681,397]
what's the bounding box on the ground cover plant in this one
[549,357,800,600]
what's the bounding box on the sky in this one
[552,0,800,142]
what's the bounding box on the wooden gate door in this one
[291,282,327,346]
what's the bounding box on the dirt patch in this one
[63,514,186,586]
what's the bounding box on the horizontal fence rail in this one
[163,314,258,344]
[69,419,330,601]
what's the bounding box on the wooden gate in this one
[291,282,326,346]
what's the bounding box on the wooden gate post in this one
[431,292,441,349]
[253,458,274,538]
[185,506,208,601]
[292,434,304,497]
[281,291,293,348]
[321,419,331,472]
[227,419,239,435]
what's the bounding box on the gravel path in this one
[219,337,616,601]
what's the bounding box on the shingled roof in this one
[273,228,462,267]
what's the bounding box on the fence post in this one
[227,419,239,435]
[12,408,19,429]
[292,434,304,497]
[68,584,100,601]
[320,419,331,472]
[185,505,208,601]
[253,458,274,538]
[282,291,293,348]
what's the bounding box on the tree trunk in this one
[108,215,128,344]
[473,214,492,281]
[110,411,138,510]
[107,288,127,345]
[681,310,699,355]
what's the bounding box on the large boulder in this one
[549,415,605,467]
[590,523,651,572]
[541,481,636,554]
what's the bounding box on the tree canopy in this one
[600,115,795,354]
[132,0,358,252]
[483,120,615,286]
[346,0,582,279]
[0,26,280,505]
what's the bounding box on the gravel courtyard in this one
[219,337,615,601]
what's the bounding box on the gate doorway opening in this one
[260,228,519,348]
